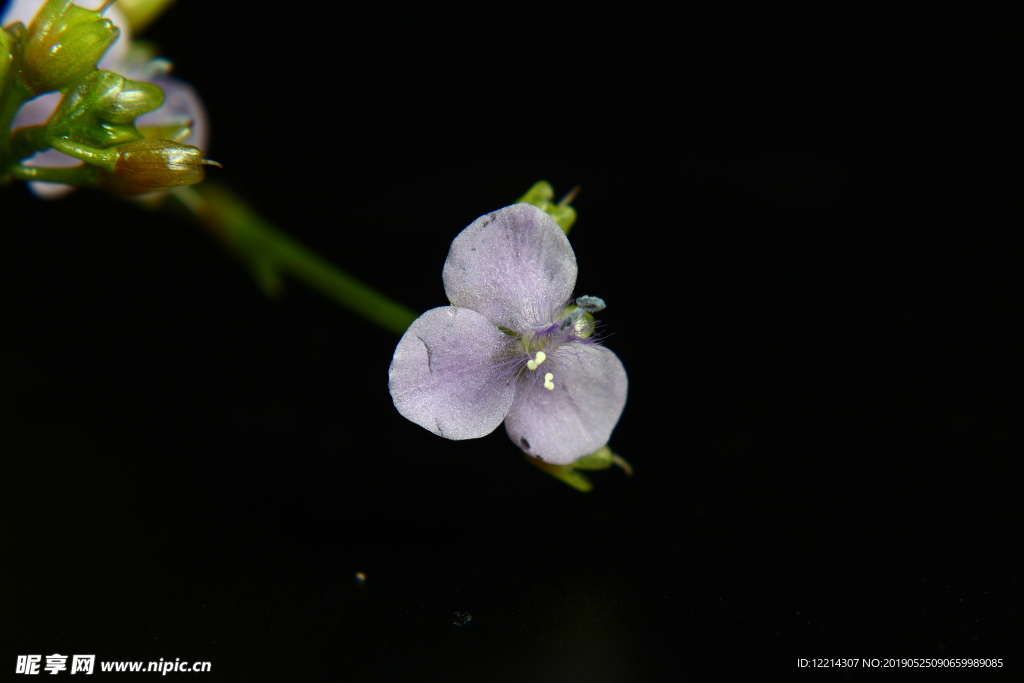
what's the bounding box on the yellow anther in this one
[543,372,555,391]
[526,350,547,371]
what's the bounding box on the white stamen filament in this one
[543,372,555,390]
[526,351,547,371]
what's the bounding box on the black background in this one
[2,1,1021,680]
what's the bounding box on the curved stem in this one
[178,183,418,336]
[11,162,97,185]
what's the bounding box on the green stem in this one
[11,162,97,185]
[8,124,50,161]
[180,183,418,336]
[49,137,116,170]
[0,79,34,177]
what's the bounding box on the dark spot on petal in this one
[520,437,531,451]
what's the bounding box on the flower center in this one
[514,296,607,391]
[524,351,555,390]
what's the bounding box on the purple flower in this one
[388,203,628,465]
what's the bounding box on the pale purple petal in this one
[443,203,577,330]
[504,342,628,465]
[389,306,518,440]
[24,154,78,198]
[10,90,61,130]
[15,91,86,198]
[137,75,208,151]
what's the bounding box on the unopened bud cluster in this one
[1,0,217,193]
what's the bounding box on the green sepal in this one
[572,445,617,470]
[526,455,595,493]
[525,446,632,492]
[517,181,578,234]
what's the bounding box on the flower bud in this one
[109,138,219,189]
[21,0,120,93]
[49,69,164,147]
[88,70,165,124]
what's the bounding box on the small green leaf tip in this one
[572,445,633,474]
[525,445,632,492]
[115,0,177,34]
[517,180,579,234]
[20,0,120,94]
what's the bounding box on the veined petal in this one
[504,342,627,465]
[389,306,518,441]
[443,203,577,330]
